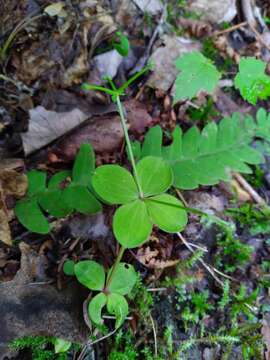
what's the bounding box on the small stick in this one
[248,23,270,52]
[213,21,248,37]
[147,287,168,292]
[177,232,224,286]
[149,313,158,357]
[233,173,266,205]
[175,188,188,208]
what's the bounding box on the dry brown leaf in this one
[136,246,179,269]
[0,159,27,246]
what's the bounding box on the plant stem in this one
[106,246,125,288]
[116,95,144,198]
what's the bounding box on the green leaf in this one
[146,194,188,232]
[92,165,138,204]
[113,200,152,248]
[72,144,95,187]
[88,293,107,325]
[74,260,105,290]
[112,31,130,57]
[63,260,75,276]
[234,57,270,104]
[27,170,46,196]
[137,114,264,190]
[137,156,173,196]
[15,199,50,234]
[141,126,162,158]
[255,108,270,141]
[54,338,71,354]
[48,170,71,189]
[174,51,221,103]
[107,293,128,329]
[63,185,102,214]
[38,189,72,218]
[107,263,137,295]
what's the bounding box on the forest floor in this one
[1,0,270,359]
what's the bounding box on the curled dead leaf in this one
[0,159,27,246]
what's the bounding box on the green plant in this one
[215,233,253,273]
[234,57,270,105]
[15,144,101,234]
[226,203,270,236]
[111,31,130,57]
[9,336,76,360]
[132,113,264,190]
[174,51,221,102]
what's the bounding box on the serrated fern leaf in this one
[138,113,264,190]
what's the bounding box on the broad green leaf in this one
[234,57,270,104]
[107,263,137,295]
[107,293,128,329]
[146,194,188,232]
[63,260,75,276]
[136,114,264,190]
[15,199,50,234]
[137,156,173,196]
[141,126,162,158]
[27,170,46,196]
[92,165,138,204]
[74,260,105,290]
[54,338,71,354]
[48,170,71,189]
[38,189,72,218]
[113,200,152,248]
[72,144,95,186]
[88,293,107,325]
[63,185,101,214]
[174,51,221,103]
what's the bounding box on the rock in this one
[93,49,123,79]
[0,243,88,359]
[188,0,237,24]
[147,35,201,91]
[132,0,163,14]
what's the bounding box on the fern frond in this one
[137,113,264,190]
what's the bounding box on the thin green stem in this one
[116,95,144,198]
[106,246,125,289]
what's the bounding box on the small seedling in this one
[112,31,130,57]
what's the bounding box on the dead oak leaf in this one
[0,160,27,246]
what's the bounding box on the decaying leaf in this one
[136,246,179,269]
[0,160,27,245]
[21,106,90,155]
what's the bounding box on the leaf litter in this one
[1,0,270,359]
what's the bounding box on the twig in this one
[213,21,248,37]
[233,173,266,205]
[147,287,168,292]
[177,232,224,286]
[78,329,117,360]
[187,242,208,252]
[149,313,158,357]
[248,23,270,52]
[175,188,188,207]
[83,294,93,331]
